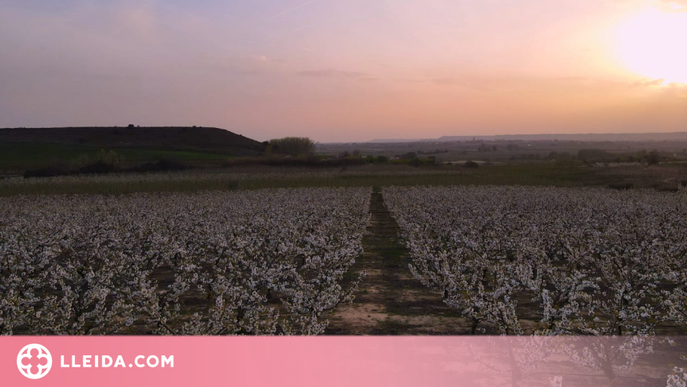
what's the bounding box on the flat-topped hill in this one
[0,126,266,155]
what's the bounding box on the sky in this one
[1,0,686,142]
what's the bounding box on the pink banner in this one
[2,336,684,386]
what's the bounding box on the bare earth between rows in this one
[326,191,464,335]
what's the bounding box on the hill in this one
[437,132,687,142]
[369,132,687,143]
[0,126,265,155]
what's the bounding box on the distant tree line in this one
[23,149,188,178]
[508,149,665,165]
[576,149,662,165]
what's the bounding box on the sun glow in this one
[614,7,687,85]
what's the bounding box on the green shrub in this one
[269,137,315,156]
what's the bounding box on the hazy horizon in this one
[1,0,686,142]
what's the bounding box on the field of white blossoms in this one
[0,187,371,335]
[383,186,687,337]
[383,186,687,385]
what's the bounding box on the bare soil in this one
[326,190,466,335]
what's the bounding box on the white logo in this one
[17,344,52,380]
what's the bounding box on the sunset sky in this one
[1,0,686,142]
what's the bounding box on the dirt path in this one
[326,189,465,335]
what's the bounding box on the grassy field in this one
[2,162,686,196]
[0,142,229,171]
